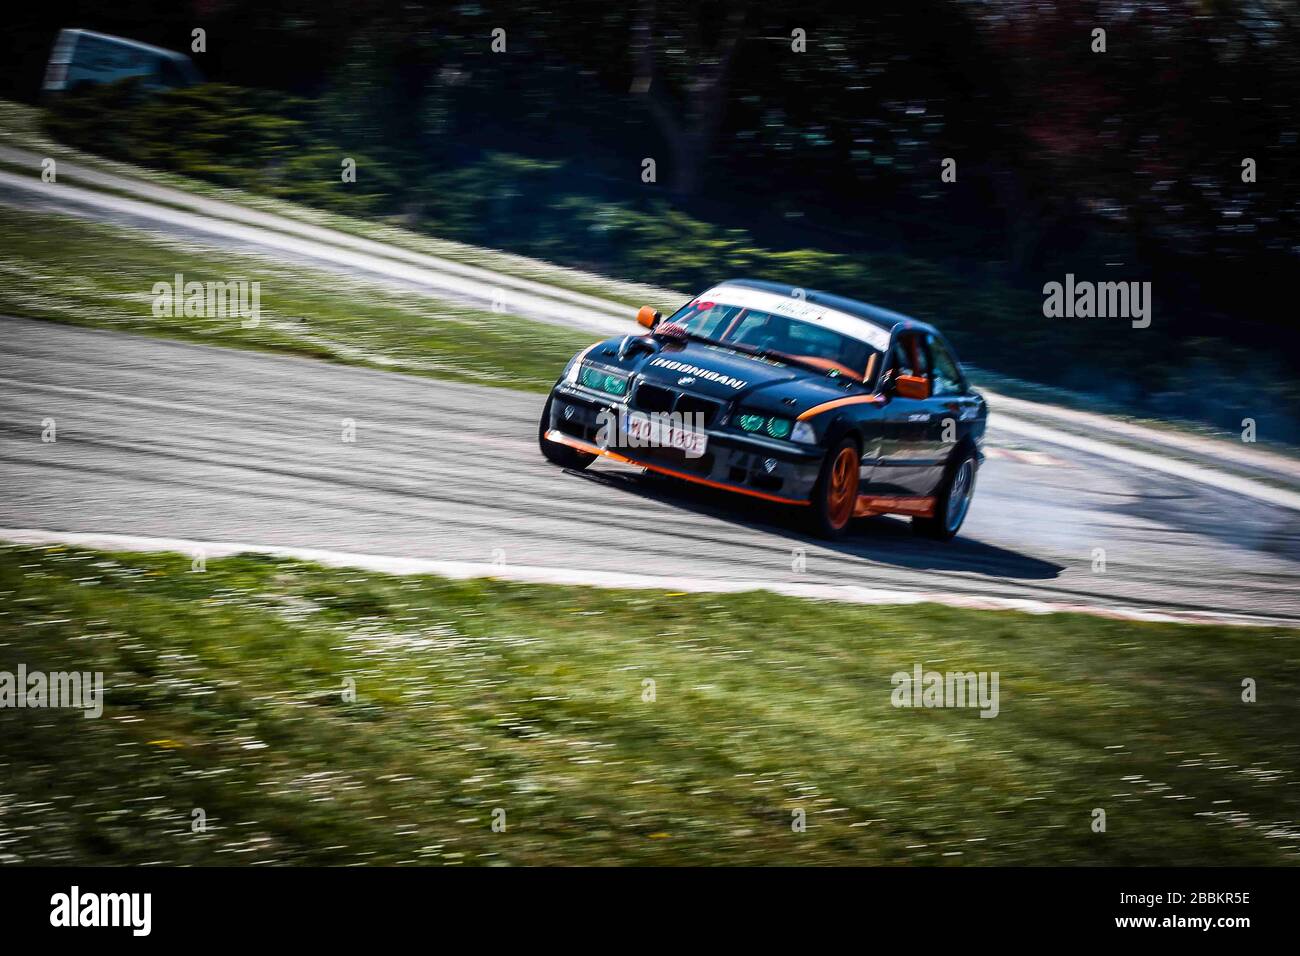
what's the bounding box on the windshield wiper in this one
[759,349,829,375]
[731,342,836,377]
[682,330,725,347]
[683,333,847,380]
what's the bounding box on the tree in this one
[629,0,747,198]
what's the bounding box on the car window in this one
[928,335,965,396]
[730,310,787,347]
[671,300,879,381]
[891,333,929,379]
[687,302,744,339]
[730,312,844,360]
[888,341,910,376]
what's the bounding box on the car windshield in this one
[668,299,880,383]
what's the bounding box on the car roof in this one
[61,28,193,63]
[716,277,939,340]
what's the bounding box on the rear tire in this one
[807,437,861,540]
[538,394,596,470]
[913,450,977,541]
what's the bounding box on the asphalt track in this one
[3,317,1298,626]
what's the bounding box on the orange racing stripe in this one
[545,429,810,506]
[548,431,938,519]
[796,394,886,421]
[854,495,936,518]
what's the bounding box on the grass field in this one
[1,543,1296,866]
[0,203,595,394]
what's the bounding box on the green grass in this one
[1,543,1296,866]
[0,203,595,393]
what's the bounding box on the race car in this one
[538,279,987,540]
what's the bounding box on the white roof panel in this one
[698,285,894,352]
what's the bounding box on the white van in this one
[43,29,203,94]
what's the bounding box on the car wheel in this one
[913,451,977,541]
[538,394,596,470]
[808,437,861,539]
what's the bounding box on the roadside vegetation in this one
[1,543,1297,866]
[0,203,592,393]
[0,98,678,314]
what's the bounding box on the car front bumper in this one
[546,385,822,505]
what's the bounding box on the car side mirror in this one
[636,306,661,330]
[894,374,931,400]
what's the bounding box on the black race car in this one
[539,279,987,540]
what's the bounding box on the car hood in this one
[636,342,803,396]
[589,336,859,413]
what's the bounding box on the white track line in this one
[985,388,1300,481]
[0,170,628,335]
[988,417,1300,511]
[1,529,1286,627]
[0,145,647,322]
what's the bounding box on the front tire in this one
[538,394,596,470]
[912,450,977,541]
[807,437,861,539]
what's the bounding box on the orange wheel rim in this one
[826,447,859,528]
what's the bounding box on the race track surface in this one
[3,318,1298,625]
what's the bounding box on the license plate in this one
[624,412,708,458]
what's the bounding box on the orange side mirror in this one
[894,373,931,400]
[636,305,661,330]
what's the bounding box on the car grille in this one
[634,383,676,413]
[632,382,723,426]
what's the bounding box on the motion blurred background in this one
[3,1,1300,871]
[4,0,1298,434]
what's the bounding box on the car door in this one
[866,331,940,496]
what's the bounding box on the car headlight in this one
[578,364,629,396]
[563,343,601,385]
[736,412,801,440]
[790,420,816,444]
[765,417,792,439]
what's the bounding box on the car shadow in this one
[571,466,1063,581]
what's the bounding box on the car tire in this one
[808,437,861,540]
[538,394,596,470]
[913,450,977,541]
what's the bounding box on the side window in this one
[888,341,908,377]
[928,336,965,396]
[891,333,929,379]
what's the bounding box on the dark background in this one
[4,0,1298,434]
